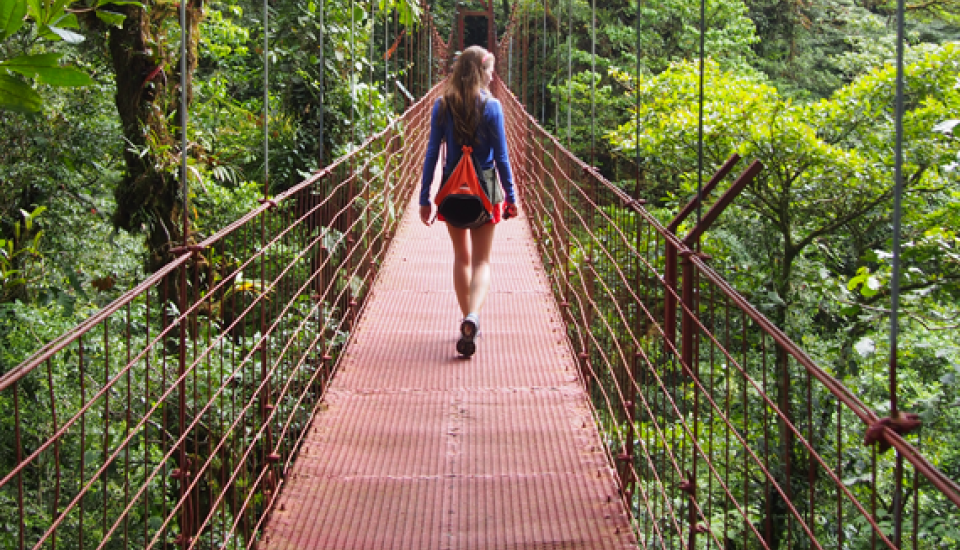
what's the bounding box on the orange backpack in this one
[434,145,494,229]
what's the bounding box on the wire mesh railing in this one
[0,83,441,550]
[493,75,960,549]
[6,7,960,548]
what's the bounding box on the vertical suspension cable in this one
[692,1,706,543]
[263,0,270,195]
[319,0,325,166]
[369,0,375,136]
[566,0,572,146]
[696,0,705,230]
[351,0,356,145]
[259,1,271,515]
[590,0,596,165]
[542,0,547,122]
[508,35,513,88]
[428,14,433,88]
[180,0,189,243]
[177,3,191,546]
[383,10,384,110]
[636,0,641,196]
[891,0,907,545]
[890,0,906,422]
[554,0,560,131]
[521,6,527,108]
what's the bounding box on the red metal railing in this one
[493,75,960,549]
[5,11,960,547]
[0,83,441,550]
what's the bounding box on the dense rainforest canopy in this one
[1,0,959,545]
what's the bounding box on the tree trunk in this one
[105,1,204,272]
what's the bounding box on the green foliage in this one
[747,0,960,99]
[636,0,759,73]
[1,0,958,544]
[0,0,133,112]
[378,0,421,27]
[588,37,960,544]
[607,45,958,303]
[0,206,45,301]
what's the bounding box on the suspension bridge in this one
[2,1,959,549]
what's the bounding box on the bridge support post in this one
[174,258,195,549]
[664,245,677,356]
[617,397,636,508]
[680,251,696,374]
[680,247,707,547]
[583,255,595,395]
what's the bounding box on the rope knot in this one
[864,413,921,452]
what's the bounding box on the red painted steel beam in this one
[682,160,763,247]
[667,153,741,234]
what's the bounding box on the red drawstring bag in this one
[434,145,494,229]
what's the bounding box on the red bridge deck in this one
[261,199,638,549]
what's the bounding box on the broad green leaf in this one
[0,0,28,40]
[52,0,73,17]
[3,53,62,73]
[0,74,42,113]
[51,12,80,29]
[46,25,85,44]
[36,65,93,86]
[95,10,127,27]
[25,0,41,22]
[2,54,92,86]
[861,276,881,297]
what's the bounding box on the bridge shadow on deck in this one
[261,198,637,549]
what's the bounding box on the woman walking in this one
[419,45,518,358]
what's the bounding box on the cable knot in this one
[679,471,696,497]
[864,413,921,452]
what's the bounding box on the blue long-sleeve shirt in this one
[419,94,516,207]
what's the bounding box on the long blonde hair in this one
[440,45,493,147]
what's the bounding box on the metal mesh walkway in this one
[260,198,638,549]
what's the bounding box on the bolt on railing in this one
[494,75,960,549]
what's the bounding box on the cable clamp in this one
[864,413,921,452]
[169,244,206,256]
[679,471,696,497]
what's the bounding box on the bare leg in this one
[467,222,496,315]
[446,224,471,317]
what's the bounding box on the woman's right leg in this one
[465,221,496,316]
